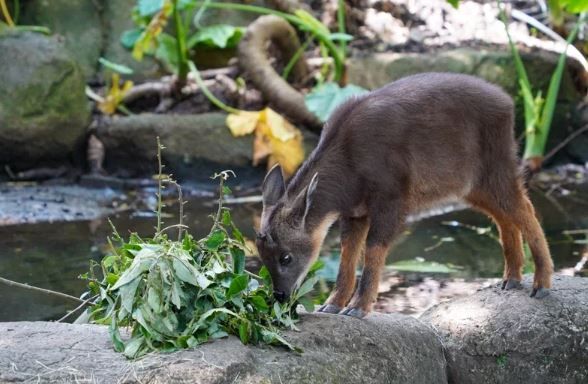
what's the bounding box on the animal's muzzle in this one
[274,290,288,303]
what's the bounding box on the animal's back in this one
[319,73,518,211]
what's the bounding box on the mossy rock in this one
[19,0,104,80]
[0,31,90,170]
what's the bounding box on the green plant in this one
[82,140,321,358]
[0,0,49,33]
[499,3,586,170]
[304,82,368,122]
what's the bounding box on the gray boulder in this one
[95,113,318,181]
[20,0,104,80]
[420,275,588,384]
[0,31,90,170]
[0,313,447,383]
[348,48,583,101]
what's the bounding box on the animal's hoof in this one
[339,307,367,319]
[530,287,550,299]
[317,304,341,314]
[502,279,522,290]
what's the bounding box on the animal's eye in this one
[279,253,293,266]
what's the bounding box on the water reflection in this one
[1,179,587,320]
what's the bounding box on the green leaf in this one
[120,28,143,49]
[205,230,226,250]
[447,0,460,8]
[187,24,243,49]
[328,32,353,41]
[296,275,318,298]
[561,0,588,13]
[227,274,249,297]
[249,295,269,311]
[239,321,250,344]
[230,247,245,275]
[305,82,368,122]
[119,276,141,313]
[259,266,272,287]
[155,33,179,72]
[298,296,315,313]
[99,57,134,75]
[138,0,164,16]
[123,335,146,358]
[109,317,125,352]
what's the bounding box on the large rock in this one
[20,0,104,80]
[420,275,588,384]
[0,31,90,170]
[348,48,583,101]
[0,313,447,383]
[95,113,318,182]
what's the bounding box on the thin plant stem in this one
[156,137,165,235]
[172,0,189,85]
[188,60,240,114]
[56,295,98,323]
[337,0,347,58]
[282,37,312,80]
[12,0,18,24]
[0,276,85,304]
[0,0,14,26]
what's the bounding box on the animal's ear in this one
[262,164,285,207]
[291,172,319,227]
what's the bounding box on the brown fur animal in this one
[256,72,553,318]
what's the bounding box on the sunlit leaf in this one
[227,274,249,297]
[132,1,172,61]
[304,82,368,122]
[121,28,143,49]
[187,24,244,49]
[226,110,259,136]
[138,0,164,16]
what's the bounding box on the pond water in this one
[1,176,587,321]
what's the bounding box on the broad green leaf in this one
[155,33,179,72]
[187,24,244,49]
[296,275,318,298]
[298,296,315,313]
[305,82,368,122]
[138,0,164,16]
[259,266,272,287]
[109,317,125,352]
[561,0,588,13]
[172,257,199,286]
[239,321,250,344]
[447,0,460,8]
[123,336,146,358]
[230,247,245,275]
[121,28,143,49]
[119,276,141,313]
[249,295,269,311]
[205,230,226,250]
[227,274,249,297]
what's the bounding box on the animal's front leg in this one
[340,199,405,318]
[339,244,389,318]
[318,216,369,314]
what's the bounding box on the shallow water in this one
[1,178,587,321]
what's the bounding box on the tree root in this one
[238,15,322,131]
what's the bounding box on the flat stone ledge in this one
[0,313,447,384]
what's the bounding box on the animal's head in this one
[256,165,322,302]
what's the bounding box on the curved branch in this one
[238,15,322,131]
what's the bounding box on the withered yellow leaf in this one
[98,73,133,115]
[261,108,297,141]
[226,111,260,137]
[225,107,305,176]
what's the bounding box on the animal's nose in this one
[274,290,288,303]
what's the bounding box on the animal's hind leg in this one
[468,186,553,298]
[512,194,553,297]
[467,196,524,290]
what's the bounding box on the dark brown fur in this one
[257,72,553,317]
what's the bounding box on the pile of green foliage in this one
[83,150,320,358]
